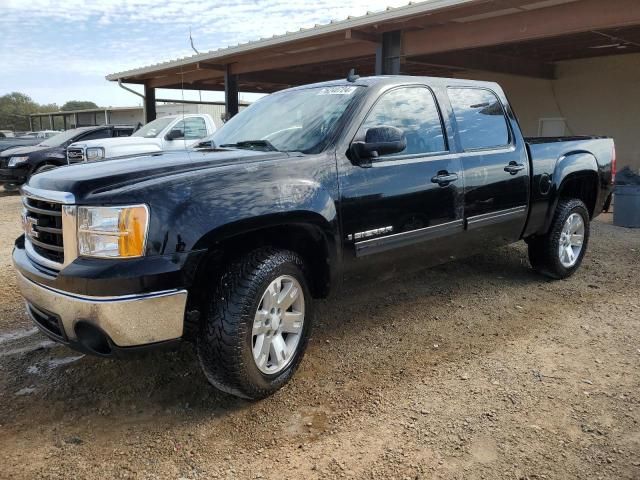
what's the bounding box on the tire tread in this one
[197,248,311,399]
[528,198,590,279]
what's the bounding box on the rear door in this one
[447,87,529,246]
[339,85,465,278]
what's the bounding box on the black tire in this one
[3,183,19,192]
[527,199,590,279]
[197,248,313,400]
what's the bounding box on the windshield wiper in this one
[219,140,280,152]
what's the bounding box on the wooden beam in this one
[196,62,225,71]
[267,32,347,54]
[407,51,556,79]
[229,42,376,75]
[404,0,640,57]
[148,68,223,88]
[240,69,339,86]
[345,29,379,44]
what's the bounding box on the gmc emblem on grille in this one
[21,212,39,239]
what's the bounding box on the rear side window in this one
[359,86,446,157]
[448,88,510,150]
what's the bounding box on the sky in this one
[0,0,412,108]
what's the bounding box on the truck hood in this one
[69,136,165,157]
[27,149,292,203]
[0,143,49,157]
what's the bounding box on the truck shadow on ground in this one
[2,243,554,430]
[0,189,20,198]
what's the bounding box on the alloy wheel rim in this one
[558,212,585,268]
[252,275,305,375]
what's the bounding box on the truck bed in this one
[524,135,606,144]
[523,135,615,238]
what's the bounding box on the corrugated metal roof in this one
[106,0,474,81]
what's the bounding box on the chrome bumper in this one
[15,271,187,347]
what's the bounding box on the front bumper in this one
[0,167,28,184]
[14,269,187,354]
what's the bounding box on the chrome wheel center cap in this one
[270,314,281,331]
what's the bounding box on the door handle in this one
[504,162,525,175]
[431,172,458,186]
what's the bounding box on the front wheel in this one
[32,163,57,176]
[197,248,313,399]
[527,198,590,279]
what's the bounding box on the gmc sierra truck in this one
[13,76,614,399]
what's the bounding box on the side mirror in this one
[350,126,406,162]
[165,129,184,141]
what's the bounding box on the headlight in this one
[85,147,105,161]
[77,205,149,258]
[8,156,29,167]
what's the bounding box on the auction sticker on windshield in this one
[316,86,358,95]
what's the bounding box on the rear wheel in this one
[527,198,590,279]
[197,248,313,399]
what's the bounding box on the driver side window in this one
[359,87,447,157]
[171,118,208,140]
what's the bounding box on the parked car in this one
[66,114,216,162]
[0,125,135,190]
[0,130,15,138]
[0,137,42,153]
[13,76,614,399]
[18,130,60,139]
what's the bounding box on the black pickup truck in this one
[13,76,614,399]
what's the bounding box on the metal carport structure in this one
[106,0,640,170]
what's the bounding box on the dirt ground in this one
[0,191,638,480]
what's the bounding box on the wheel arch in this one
[542,152,599,233]
[187,211,339,324]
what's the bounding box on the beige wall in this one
[454,53,640,172]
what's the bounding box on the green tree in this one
[0,92,42,131]
[0,92,62,131]
[61,100,99,111]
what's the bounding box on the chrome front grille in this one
[23,197,65,265]
[66,147,84,162]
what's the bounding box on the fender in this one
[181,177,338,251]
[542,151,599,232]
[187,181,341,296]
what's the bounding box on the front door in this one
[339,85,465,280]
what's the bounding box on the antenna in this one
[189,27,202,102]
[347,68,360,82]
[189,27,199,55]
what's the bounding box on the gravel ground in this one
[0,191,638,480]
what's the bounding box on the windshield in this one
[40,128,92,147]
[132,117,174,138]
[200,85,365,153]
